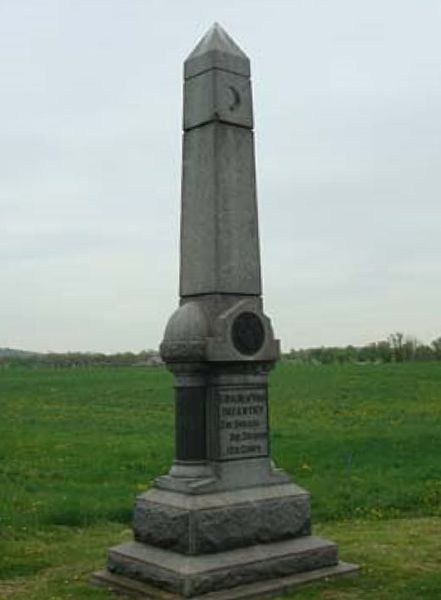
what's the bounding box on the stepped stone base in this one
[92,562,358,599]
[133,483,310,555]
[91,536,358,599]
[92,563,358,599]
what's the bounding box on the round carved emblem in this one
[231,312,265,356]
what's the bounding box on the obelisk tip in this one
[184,23,250,79]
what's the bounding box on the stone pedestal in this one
[132,484,310,555]
[93,471,357,598]
[92,23,358,599]
[93,537,355,599]
[92,352,358,598]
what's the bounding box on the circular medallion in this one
[231,312,265,356]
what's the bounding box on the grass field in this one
[1,362,440,599]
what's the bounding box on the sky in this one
[1,0,440,353]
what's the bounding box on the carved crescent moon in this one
[228,86,241,111]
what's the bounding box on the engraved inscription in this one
[218,388,268,459]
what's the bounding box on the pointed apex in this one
[185,23,250,79]
[189,23,248,60]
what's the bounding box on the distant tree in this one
[344,345,358,363]
[389,332,405,362]
[414,344,434,361]
[402,336,420,362]
[430,337,441,359]
[357,343,377,363]
[376,340,393,363]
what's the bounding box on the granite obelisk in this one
[92,23,358,599]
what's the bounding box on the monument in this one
[92,23,358,599]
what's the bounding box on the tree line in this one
[2,332,441,367]
[0,349,162,368]
[284,333,441,364]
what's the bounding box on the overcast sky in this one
[1,0,440,353]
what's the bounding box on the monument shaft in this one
[181,123,261,296]
[92,23,358,599]
[180,45,261,296]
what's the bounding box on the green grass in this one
[1,362,440,598]
[271,362,441,522]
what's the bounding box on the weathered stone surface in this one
[184,68,253,130]
[194,496,310,553]
[134,501,191,553]
[180,123,261,297]
[184,23,250,80]
[92,561,359,600]
[161,297,280,364]
[180,23,260,298]
[155,457,291,495]
[107,536,339,597]
[133,484,310,555]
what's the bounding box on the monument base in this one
[133,482,310,555]
[91,536,358,599]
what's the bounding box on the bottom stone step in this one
[91,561,359,599]
[92,535,358,598]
